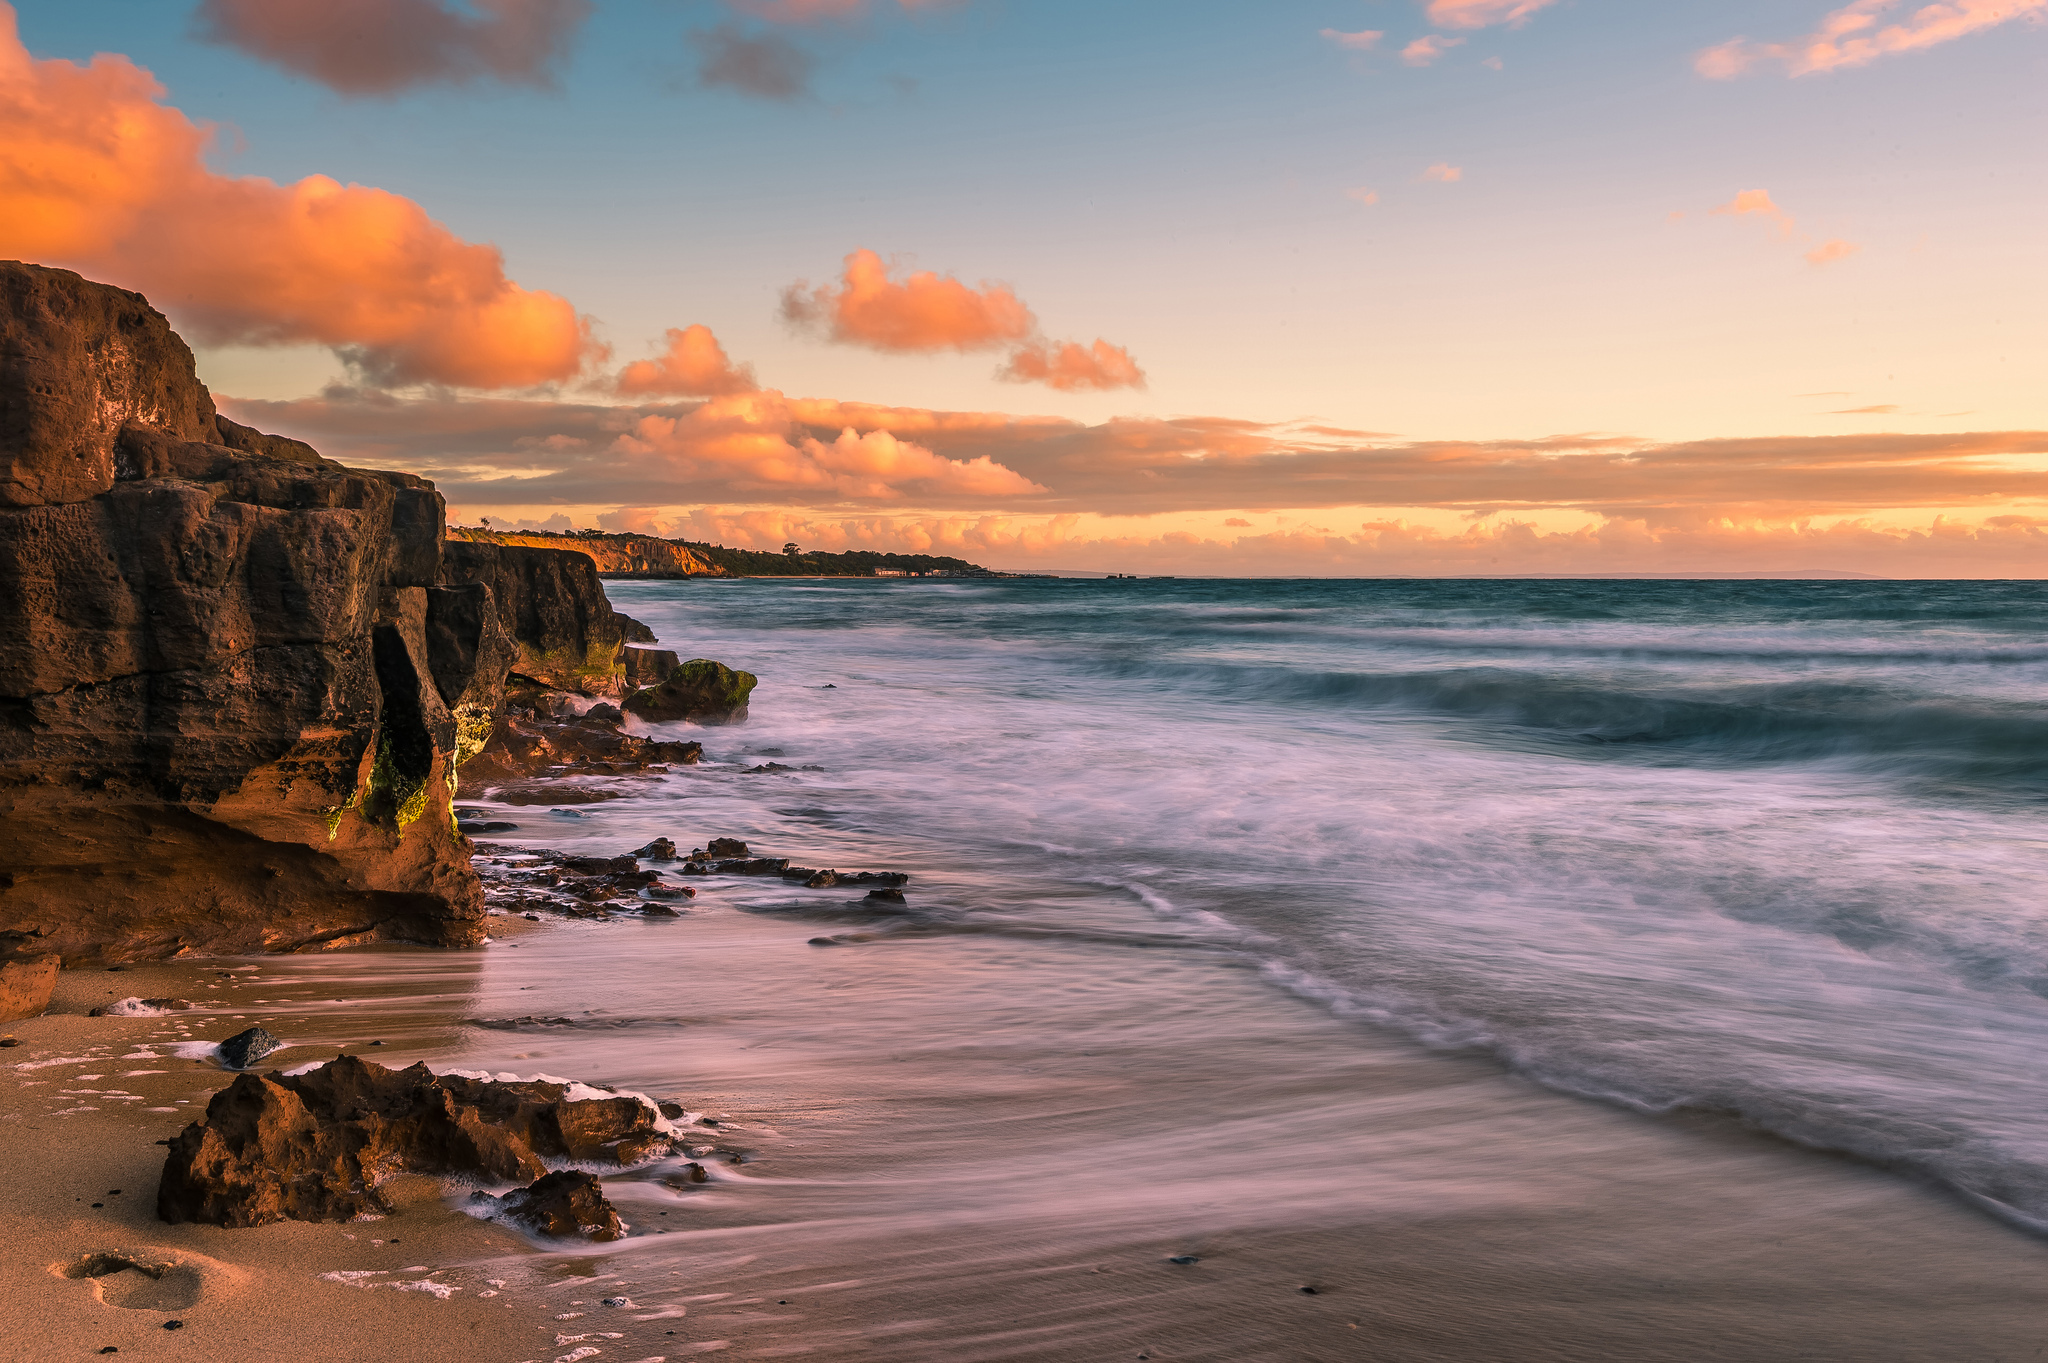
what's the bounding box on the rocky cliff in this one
[0,262,635,969]
[446,526,723,579]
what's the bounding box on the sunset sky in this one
[6,0,2046,574]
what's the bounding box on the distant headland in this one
[447,525,1046,580]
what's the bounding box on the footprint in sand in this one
[54,1247,238,1312]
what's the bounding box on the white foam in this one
[98,997,185,1017]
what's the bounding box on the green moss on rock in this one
[622,658,758,725]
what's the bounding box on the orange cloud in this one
[1422,162,1464,182]
[1000,339,1146,392]
[781,247,1144,390]
[1806,238,1861,267]
[1696,0,2048,78]
[1346,186,1381,206]
[1403,34,1466,64]
[1425,0,1560,28]
[615,325,759,397]
[781,248,1035,352]
[1319,27,1384,50]
[0,5,598,388]
[193,0,591,95]
[1713,188,1796,236]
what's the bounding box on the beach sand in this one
[6,903,2048,1362]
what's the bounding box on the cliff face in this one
[0,262,630,967]
[446,527,723,579]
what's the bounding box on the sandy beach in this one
[11,889,2048,1363]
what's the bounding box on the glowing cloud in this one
[1346,186,1382,206]
[615,326,759,397]
[0,4,598,388]
[1422,162,1464,182]
[781,248,1035,351]
[193,0,592,94]
[1713,188,1796,236]
[1806,238,1861,266]
[1696,0,2048,78]
[1425,0,1560,28]
[1404,34,1466,64]
[1000,339,1146,392]
[1320,28,1385,50]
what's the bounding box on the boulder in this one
[440,541,632,696]
[0,952,56,1022]
[623,659,757,725]
[157,1055,669,1228]
[621,645,679,689]
[481,1170,623,1241]
[217,1026,281,1070]
[633,837,679,861]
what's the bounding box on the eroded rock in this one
[479,1169,622,1241]
[623,659,757,725]
[0,952,56,1022]
[157,1055,668,1228]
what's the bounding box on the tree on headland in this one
[783,542,801,557]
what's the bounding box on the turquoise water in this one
[560,577,2048,1230]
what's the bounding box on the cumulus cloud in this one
[999,339,1146,392]
[192,0,591,95]
[1421,162,1464,182]
[692,24,815,98]
[1425,0,1559,28]
[1319,27,1384,50]
[781,248,1035,351]
[615,325,759,397]
[1403,34,1466,64]
[780,248,1143,390]
[1697,0,2048,77]
[0,5,598,388]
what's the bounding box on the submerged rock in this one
[623,659,758,725]
[157,1055,670,1228]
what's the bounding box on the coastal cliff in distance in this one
[448,525,1008,580]
[0,262,636,969]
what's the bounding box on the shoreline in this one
[12,861,2048,1361]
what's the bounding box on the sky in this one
[4,0,2046,575]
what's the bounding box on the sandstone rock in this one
[0,952,56,1022]
[440,541,632,696]
[0,262,218,508]
[481,1169,622,1241]
[157,1055,669,1228]
[217,1027,281,1070]
[623,659,757,725]
[706,838,749,858]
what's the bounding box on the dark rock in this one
[562,855,637,876]
[0,953,57,1022]
[633,837,679,861]
[623,659,758,725]
[747,763,796,774]
[158,1054,670,1227]
[439,542,633,697]
[621,645,678,689]
[715,858,789,876]
[1168,1255,1200,1265]
[807,937,839,946]
[477,1170,622,1241]
[640,904,681,917]
[706,838,748,858]
[865,888,906,904]
[644,884,693,901]
[216,1027,281,1070]
[492,785,624,806]
[0,266,637,964]
[617,614,657,645]
[780,867,820,881]
[805,870,840,888]
[656,1100,686,1120]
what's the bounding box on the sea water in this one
[564,577,2048,1231]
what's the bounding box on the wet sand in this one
[7,895,2048,1362]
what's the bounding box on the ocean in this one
[240,576,2048,1357]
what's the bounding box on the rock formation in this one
[624,658,758,724]
[0,953,56,1022]
[446,525,722,578]
[0,263,644,963]
[157,1054,662,1233]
